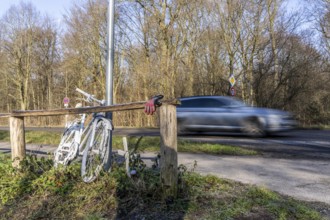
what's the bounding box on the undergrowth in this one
[0,153,325,220]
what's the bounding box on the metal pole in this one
[105,0,115,165]
[106,0,115,107]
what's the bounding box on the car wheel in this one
[241,118,265,137]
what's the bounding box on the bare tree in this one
[212,0,242,95]
[0,0,327,127]
[314,0,330,58]
[32,18,59,109]
[0,1,60,127]
[0,2,42,110]
[131,0,200,98]
[62,0,108,99]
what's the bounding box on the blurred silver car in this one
[177,96,297,137]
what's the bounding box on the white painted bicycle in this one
[54,88,113,183]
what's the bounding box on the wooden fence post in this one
[159,103,178,199]
[9,116,26,167]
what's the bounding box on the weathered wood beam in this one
[4,99,180,117]
[9,116,26,168]
[159,103,178,199]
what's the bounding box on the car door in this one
[177,97,242,131]
[178,97,237,131]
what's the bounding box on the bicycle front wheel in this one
[54,126,79,167]
[81,117,113,183]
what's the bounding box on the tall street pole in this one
[106,0,115,158]
[106,0,115,108]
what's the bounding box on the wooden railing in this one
[1,99,180,198]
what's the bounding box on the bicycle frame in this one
[71,113,90,156]
[69,88,107,156]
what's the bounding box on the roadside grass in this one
[178,139,257,155]
[25,131,63,145]
[0,130,62,144]
[299,123,330,130]
[0,130,10,141]
[0,153,325,220]
[320,124,330,130]
[0,130,258,156]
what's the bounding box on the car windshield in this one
[179,97,247,108]
[224,98,246,107]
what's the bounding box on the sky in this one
[0,0,305,25]
[0,0,77,23]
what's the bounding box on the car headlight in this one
[267,115,281,127]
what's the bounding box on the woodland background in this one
[0,0,329,127]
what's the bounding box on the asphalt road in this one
[1,127,330,211]
[180,129,330,160]
[113,128,330,160]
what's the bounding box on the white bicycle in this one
[54,88,113,183]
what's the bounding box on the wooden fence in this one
[1,99,180,199]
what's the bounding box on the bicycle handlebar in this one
[76,88,105,105]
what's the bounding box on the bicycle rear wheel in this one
[54,126,79,167]
[81,117,113,183]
